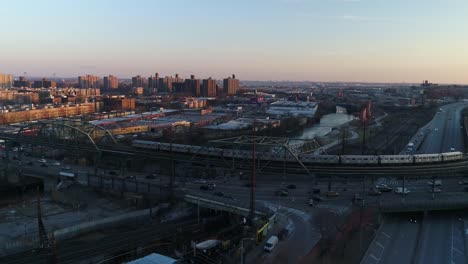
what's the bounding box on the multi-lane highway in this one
[415,102,468,154]
[364,102,468,264]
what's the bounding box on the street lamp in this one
[240,237,255,264]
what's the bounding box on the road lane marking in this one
[382,232,390,238]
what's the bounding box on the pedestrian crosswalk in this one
[314,202,350,215]
[376,177,400,186]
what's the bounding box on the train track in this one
[0,219,200,264]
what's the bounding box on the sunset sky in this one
[1,0,468,83]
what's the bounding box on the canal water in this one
[295,113,354,140]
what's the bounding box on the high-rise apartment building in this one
[0,73,13,89]
[223,74,239,96]
[185,75,201,97]
[103,75,118,90]
[78,75,100,89]
[132,75,147,88]
[14,76,32,88]
[201,77,217,97]
[148,73,159,94]
[34,78,56,88]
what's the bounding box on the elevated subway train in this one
[132,140,464,166]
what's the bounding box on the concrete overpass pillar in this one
[43,177,58,193]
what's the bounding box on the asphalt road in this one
[415,102,468,154]
[364,102,468,264]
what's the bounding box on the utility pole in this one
[361,121,367,155]
[341,128,346,155]
[249,123,256,225]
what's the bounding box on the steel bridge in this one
[1,120,468,180]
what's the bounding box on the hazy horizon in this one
[1,0,468,84]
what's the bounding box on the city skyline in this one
[1,0,468,84]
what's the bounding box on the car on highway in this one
[194,179,207,184]
[286,184,296,189]
[278,228,289,240]
[368,188,382,196]
[427,180,442,186]
[409,216,417,223]
[395,187,410,194]
[145,174,156,179]
[276,189,289,197]
[212,191,233,199]
[429,188,442,193]
[207,183,216,188]
[62,166,71,170]
[353,194,363,203]
[376,184,392,192]
[51,161,60,166]
[326,191,339,198]
[458,180,468,185]
[311,195,324,202]
[308,199,315,206]
[213,191,225,197]
[37,158,46,163]
[40,163,48,167]
[200,185,213,191]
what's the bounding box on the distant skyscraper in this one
[223,74,239,96]
[0,73,13,89]
[78,75,100,89]
[103,75,118,90]
[185,75,201,96]
[34,78,56,88]
[201,77,217,97]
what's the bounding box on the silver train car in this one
[132,140,464,166]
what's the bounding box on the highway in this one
[415,102,468,154]
[364,102,468,264]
